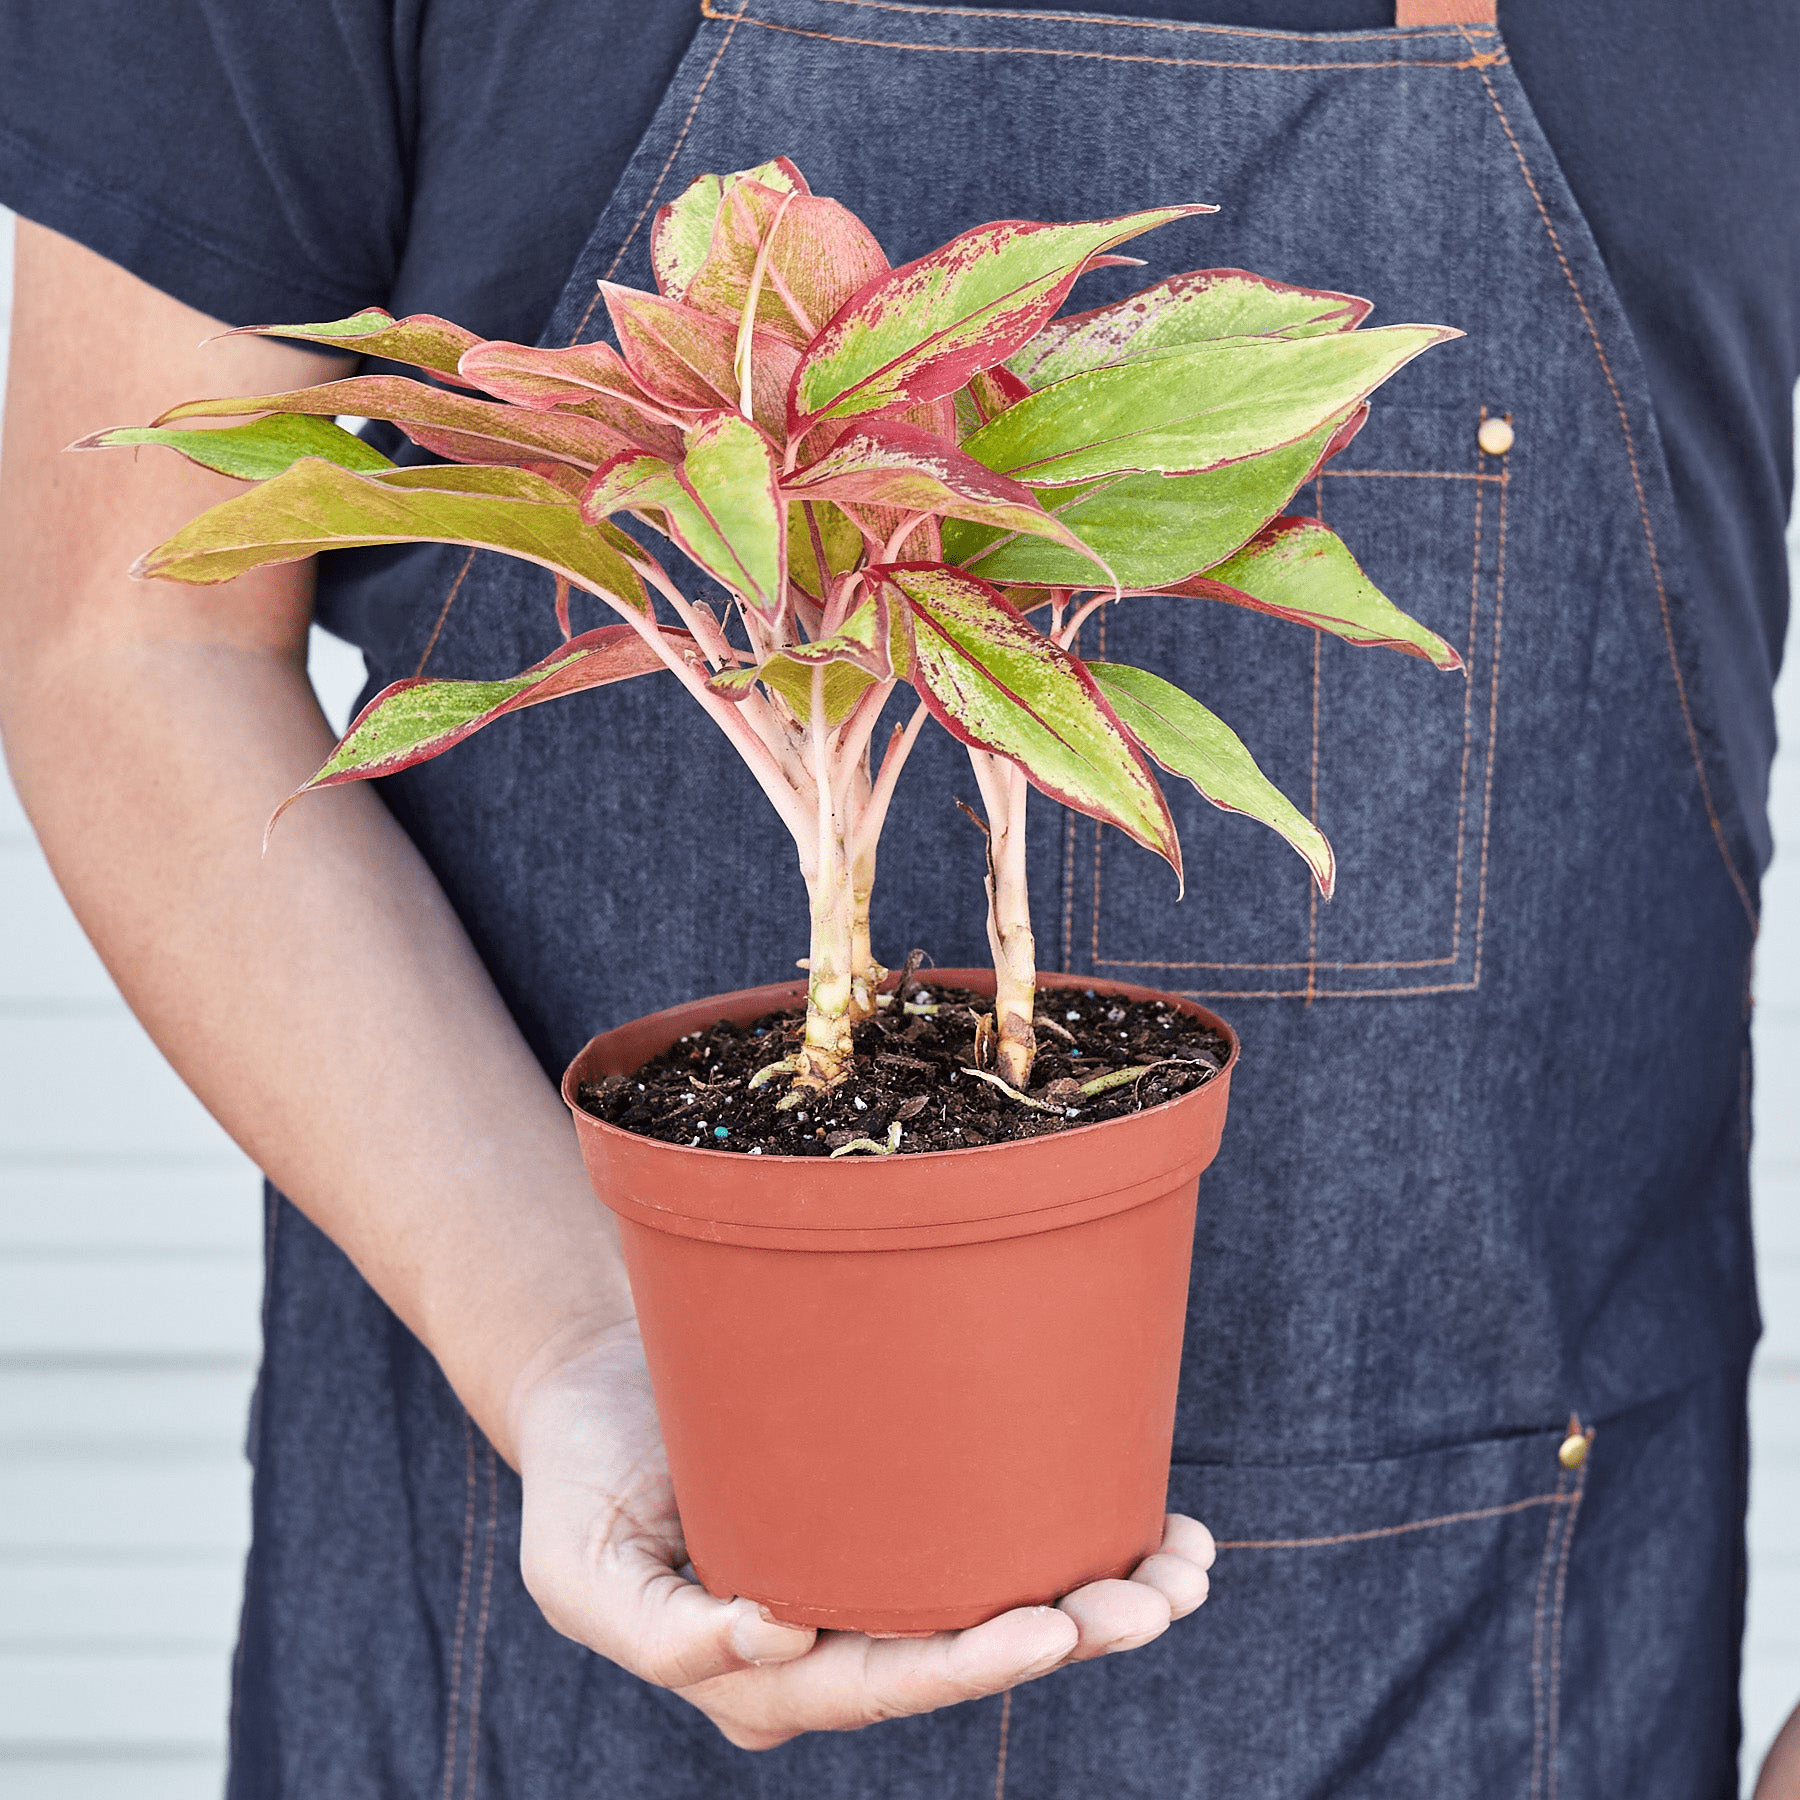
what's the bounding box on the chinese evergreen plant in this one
[89,158,1461,1105]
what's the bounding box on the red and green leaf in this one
[783,417,1100,564]
[581,413,787,617]
[789,205,1210,433]
[455,339,690,458]
[786,498,864,602]
[878,562,1180,877]
[710,588,892,726]
[155,375,628,472]
[73,414,393,481]
[135,459,651,615]
[1008,269,1372,387]
[278,623,701,814]
[1147,515,1464,670]
[651,158,810,300]
[1088,660,1334,895]
[224,309,483,384]
[683,179,890,347]
[962,325,1456,487]
[944,411,1346,588]
[601,285,799,434]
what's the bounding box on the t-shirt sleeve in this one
[0,0,412,328]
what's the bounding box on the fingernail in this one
[730,1602,812,1665]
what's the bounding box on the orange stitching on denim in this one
[1545,1449,1588,1800]
[1467,467,1507,988]
[415,551,478,677]
[1089,606,1108,967]
[1216,1489,1569,1551]
[1095,453,1495,987]
[1105,952,1453,971]
[459,1443,500,1800]
[993,1689,1012,1799]
[577,2,752,344]
[1061,798,1076,973]
[1323,467,1502,482]
[1164,979,1481,997]
[777,0,1497,45]
[1528,1468,1569,1800]
[716,9,1507,71]
[414,4,748,679]
[1466,59,1756,931]
[1443,425,1487,961]
[1305,625,1322,1006]
[440,1415,478,1800]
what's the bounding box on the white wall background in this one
[0,207,1797,1796]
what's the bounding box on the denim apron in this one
[234,4,1765,1794]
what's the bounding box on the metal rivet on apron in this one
[1478,415,1515,456]
[1557,1413,1593,1469]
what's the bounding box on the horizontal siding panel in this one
[1745,1651,1800,1785]
[0,1369,253,1450]
[0,1758,225,1800]
[0,1168,261,1255]
[0,1258,261,1360]
[1756,1172,1800,1264]
[1746,1556,1800,1660]
[0,1454,250,1554]
[0,1018,238,1160]
[0,1648,229,1747]
[0,1561,242,1650]
[0,850,119,1004]
[1752,1017,1800,1174]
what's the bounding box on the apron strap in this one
[1395,0,1497,22]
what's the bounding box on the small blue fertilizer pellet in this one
[714,1126,730,1139]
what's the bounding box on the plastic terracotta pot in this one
[561,969,1237,1636]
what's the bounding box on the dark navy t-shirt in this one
[3,0,1796,864]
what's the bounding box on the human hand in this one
[511,1319,1214,1749]
[1758,1699,1800,1800]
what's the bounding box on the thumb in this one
[578,1546,817,1689]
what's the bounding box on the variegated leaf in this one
[945,412,1345,587]
[601,285,799,434]
[710,591,891,726]
[784,417,1100,568]
[786,498,865,602]
[651,158,810,300]
[1009,269,1373,387]
[73,415,393,481]
[1152,516,1464,670]
[156,375,626,472]
[789,205,1210,433]
[580,413,786,617]
[456,340,690,459]
[277,624,701,816]
[684,179,890,347]
[135,459,651,614]
[962,326,1455,487]
[878,562,1180,877]
[224,309,483,384]
[1088,660,1334,896]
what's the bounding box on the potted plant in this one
[86,158,1461,1635]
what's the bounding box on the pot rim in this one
[561,967,1239,1170]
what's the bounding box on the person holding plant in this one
[2,1,1797,1796]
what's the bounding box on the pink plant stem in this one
[969,747,1037,1087]
[1058,591,1109,649]
[620,567,815,847]
[800,660,857,1076]
[851,700,929,868]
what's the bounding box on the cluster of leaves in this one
[90,156,1461,1090]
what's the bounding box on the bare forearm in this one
[1,632,630,1458]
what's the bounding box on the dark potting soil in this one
[576,976,1231,1158]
